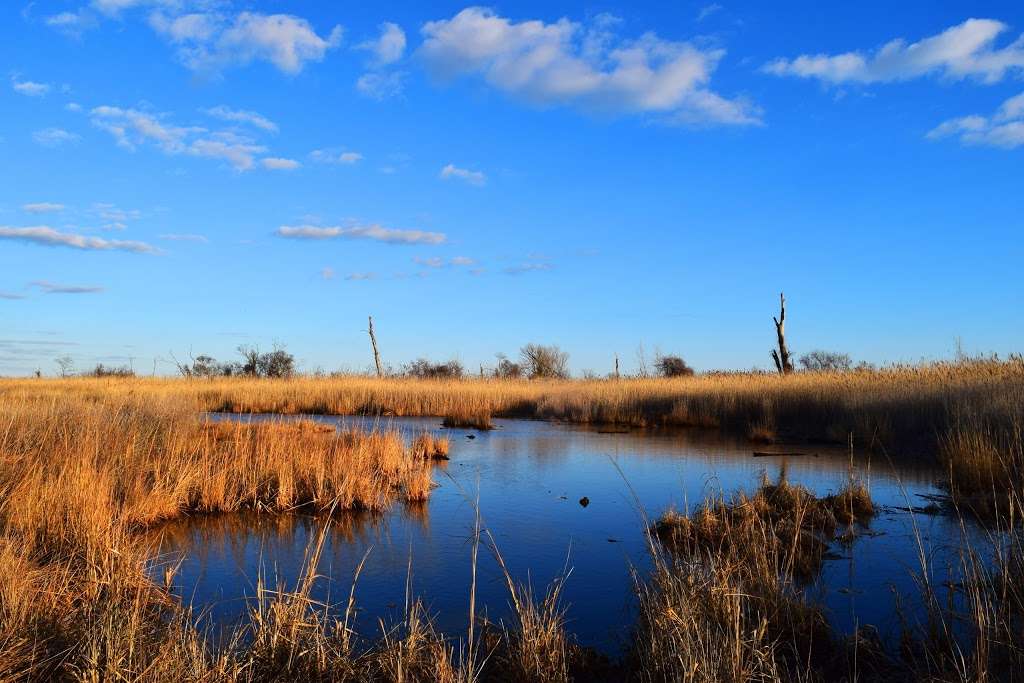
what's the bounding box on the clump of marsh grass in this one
[411,431,451,460]
[442,407,494,430]
[941,419,1024,520]
[654,473,875,581]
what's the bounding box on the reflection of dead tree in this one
[368,316,383,378]
[771,292,794,375]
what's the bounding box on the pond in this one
[151,415,969,654]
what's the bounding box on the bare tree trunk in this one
[614,354,620,379]
[368,316,383,378]
[771,292,794,375]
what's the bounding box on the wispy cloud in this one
[44,9,97,37]
[159,233,208,242]
[413,256,445,268]
[261,157,300,170]
[356,71,406,100]
[355,22,407,99]
[345,272,377,281]
[30,280,104,294]
[203,105,278,132]
[0,291,27,300]
[697,4,723,21]
[927,92,1024,149]
[148,10,343,75]
[320,266,335,280]
[764,18,1024,85]
[11,77,50,96]
[310,148,363,164]
[277,224,447,245]
[413,255,477,268]
[0,226,160,254]
[419,8,760,126]
[22,202,65,214]
[90,105,270,171]
[504,262,554,275]
[33,128,80,147]
[440,163,486,186]
[92,202,141,223]
[357,22,406,67]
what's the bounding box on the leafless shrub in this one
[520,344,569,379]
[799,350,852,372]
[404,358,464,379]
[654,355,694,378]
[494,353,523,379]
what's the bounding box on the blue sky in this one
[1,1,1022,376]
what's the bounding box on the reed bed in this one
[4,356,1020,458]
[3,363,1023,680]
[654,473,875,581]
[410,431,451,460]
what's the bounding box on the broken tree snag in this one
[771,292,794,375]
[368,315,383,378]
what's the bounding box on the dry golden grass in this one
[2,361,1023,681]
[442,407,495,430]
[410,431,451,460]
[654,473,875,581]
[5,356,1019,460]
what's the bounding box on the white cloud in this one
[203,105,278,132]
[12,78,50,96]
[92,202,141,222]
[764,18,1024,85]
[418,7,759,125]
[320,266,335,280]
[697,4,723,22]
[159,233,208,242]
[357,22,406,66]
[45,9,97,35]
[276,224,447,245]
[65,102,83,112]
[413,256,445,268]
[354,22,406,99]
[504,262,554,275]
[927,91,1024,149]
[30,280,104,294]
[90,105,268,170]
[91,0,159,17]
[33,128,80,147]
[0,226,159,254]
[440,163,486,186]
[413,255,477,268]
[355,71,406,100]
[22,202,65,214]
[261,157,300,170]
[149,10,343,74]
[310,148,363,164]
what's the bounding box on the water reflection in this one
[165,415,959,653]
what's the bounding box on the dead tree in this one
[368,316,383,377]
[770,292,794,375]
[614,354,620,379]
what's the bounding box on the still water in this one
[153,415,966,653]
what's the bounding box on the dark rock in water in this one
[579,496,590,508]
[466,434,476,439]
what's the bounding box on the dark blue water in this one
[151,415,972,653]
